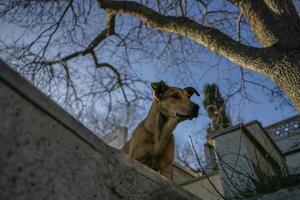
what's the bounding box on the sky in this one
[131,51,297,152]
[0,0,298,160]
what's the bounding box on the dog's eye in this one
[171,93,181,100]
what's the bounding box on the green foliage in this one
[229,164,300,199]
[251,167,300,195]
[203,84,232,132]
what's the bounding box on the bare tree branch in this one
[229,0,300,47]
[33,12,116,66]
[98,0,275,75]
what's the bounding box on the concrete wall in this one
[247,185,300,200]
[172,163,199,184]
[266,116,300,174]
[0,60,200,200]
[285,152,300,174]
[242,130,273,173]
[212,127,251,196]
[211,122,287,197]
[246,122,286,169]
[181,171,224,200]
[274,133,300,154]
[204,142,217,172]
[101,127,128,150]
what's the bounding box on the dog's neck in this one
[144,100,179,139]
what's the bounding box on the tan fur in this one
[122,82,199,179]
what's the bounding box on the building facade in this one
[101,115,300,199]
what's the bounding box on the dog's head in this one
[151,81,200,121]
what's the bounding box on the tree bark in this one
[229,0,280,46]
[98,0,273,74]
[271,54,300,112]
[230,0,300,48]
[98,0,300,112]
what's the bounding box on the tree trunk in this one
[99,0,300,112]
[271,55,300,112]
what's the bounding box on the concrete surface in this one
[247,185,300,200]
[0,60,200,200]
[181,171,224,200]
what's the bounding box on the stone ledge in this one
[0,60,201,200]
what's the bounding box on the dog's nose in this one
[192,103,199,113]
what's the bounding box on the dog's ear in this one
[151,81,169,100]
[184,87,200,97]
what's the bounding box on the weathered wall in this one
[285,152,300,174]
[266,116,300,174]
[0,60,200,200]
[247,185,300,200]
[212,127,251,196]
[246,122,286,169]
[266,115,300,155]
[101,127,128,150]
[273,133,300,154]
[212,122,287,197]
[181,171,224,200]
[172,163,198,184]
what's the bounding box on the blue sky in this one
[138,61,297,151]
[0,1,298,158]
[129,45,297,150]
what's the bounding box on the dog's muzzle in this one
[190,103,199,118]
[176,103,199,120]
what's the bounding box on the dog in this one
[122,81,199,179]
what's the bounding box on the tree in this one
[0,0,152,135]
[0,0,298,135]
[203,83,232,132]
[98,0,300,112]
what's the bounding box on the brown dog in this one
[122,81,199,179]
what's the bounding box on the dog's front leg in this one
[152,136,165,171]
[152,133,170,171]
[151,154,161,171]
[161,163,173,180]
